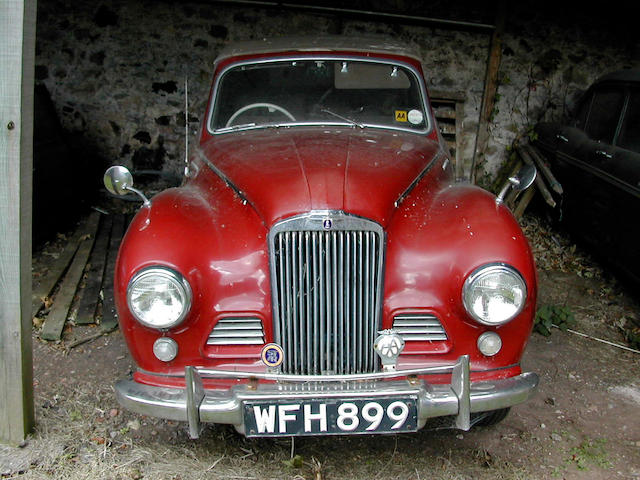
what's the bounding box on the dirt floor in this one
[2,212,639,480]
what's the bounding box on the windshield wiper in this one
[215,122,257,133]
[320,108,364,129]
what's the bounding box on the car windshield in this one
[209,59,428,133]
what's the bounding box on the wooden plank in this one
[454,99,466,180]
[513,182,537,220]
[471,1,506,183]
[100,214,126,332]
[438,123,456,135]
[430,92,467,178]
[75,214,113,324]
[430,90,467,103]
[0,0,36,445]
[40,212,100,341]
[32,215,91,316]
[433,106,456,120]
[524,143,563,195]
[517,145,556,208]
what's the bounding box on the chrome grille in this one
[269,212,384,375]
[207,317,265,345]
[392,314,448,341]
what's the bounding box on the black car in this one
[535,69,640,282]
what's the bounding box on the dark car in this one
[535,69,640,282]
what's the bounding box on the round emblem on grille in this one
[261,343,284,368]
[323,218,332,229]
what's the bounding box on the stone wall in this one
[35,1,638,186]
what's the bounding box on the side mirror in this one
[103,166,150,206]
[496,164,536,205]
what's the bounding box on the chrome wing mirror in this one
[496,164,536,205]
[103,166,150,206]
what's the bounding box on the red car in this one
[104,37,539,438]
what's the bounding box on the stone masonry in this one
[35,1,638,186]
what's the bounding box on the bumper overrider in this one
[115,356,539,438]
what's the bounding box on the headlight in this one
[127,267,192,329]
[462,264,526,326]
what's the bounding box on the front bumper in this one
[115,356,538,438]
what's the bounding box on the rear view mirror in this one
[104,165,134,196]
[496,164,536,205]
[104,165,150,205]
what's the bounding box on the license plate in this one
[243,396,418,437]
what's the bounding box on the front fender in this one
[384,182,537,372]
[114,177,270,374]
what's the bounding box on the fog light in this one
[374,329,405,371]
[153,337,178,362]
[477,332,502,357]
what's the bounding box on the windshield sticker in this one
[395,110,408,122]
[408,109,423,125]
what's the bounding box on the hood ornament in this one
[374,329,405,372]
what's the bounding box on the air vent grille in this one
[207,317,265,345]
[392,314,447,341]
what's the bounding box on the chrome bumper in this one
[115,356,538,438]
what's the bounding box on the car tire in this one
[472,407,510,427]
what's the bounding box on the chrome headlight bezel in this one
[462,263,527,326]
[126,266,192,330]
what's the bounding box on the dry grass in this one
[4,377,534,480]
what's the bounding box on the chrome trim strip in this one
[556,150,640,198]
[195,147,252,206]
[206,55,433,136]
[394,149,444,207]
[196,363,456,382]
[135,361,522,380]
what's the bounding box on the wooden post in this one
[470,1,506,183]
[0,0,36,445]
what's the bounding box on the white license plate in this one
[243,396,418,437]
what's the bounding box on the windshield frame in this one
[206,55,433,136]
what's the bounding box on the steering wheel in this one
[226,102,296,127]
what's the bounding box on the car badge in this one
[261,343,284,368]
[323,218,332,230]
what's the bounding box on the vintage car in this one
[103,37,539,438]
[535,69,640,284]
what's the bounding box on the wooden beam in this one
[100,214,126,333]
[32,217,87,316]
[0,0,36,445]
[470,1,506,183]
[524,144,563,195]
[513,183,536,220]
[40,213,100,341]
[516,145,556,208]
[75,214,113,324]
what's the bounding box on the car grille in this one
[269,212,385,375]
